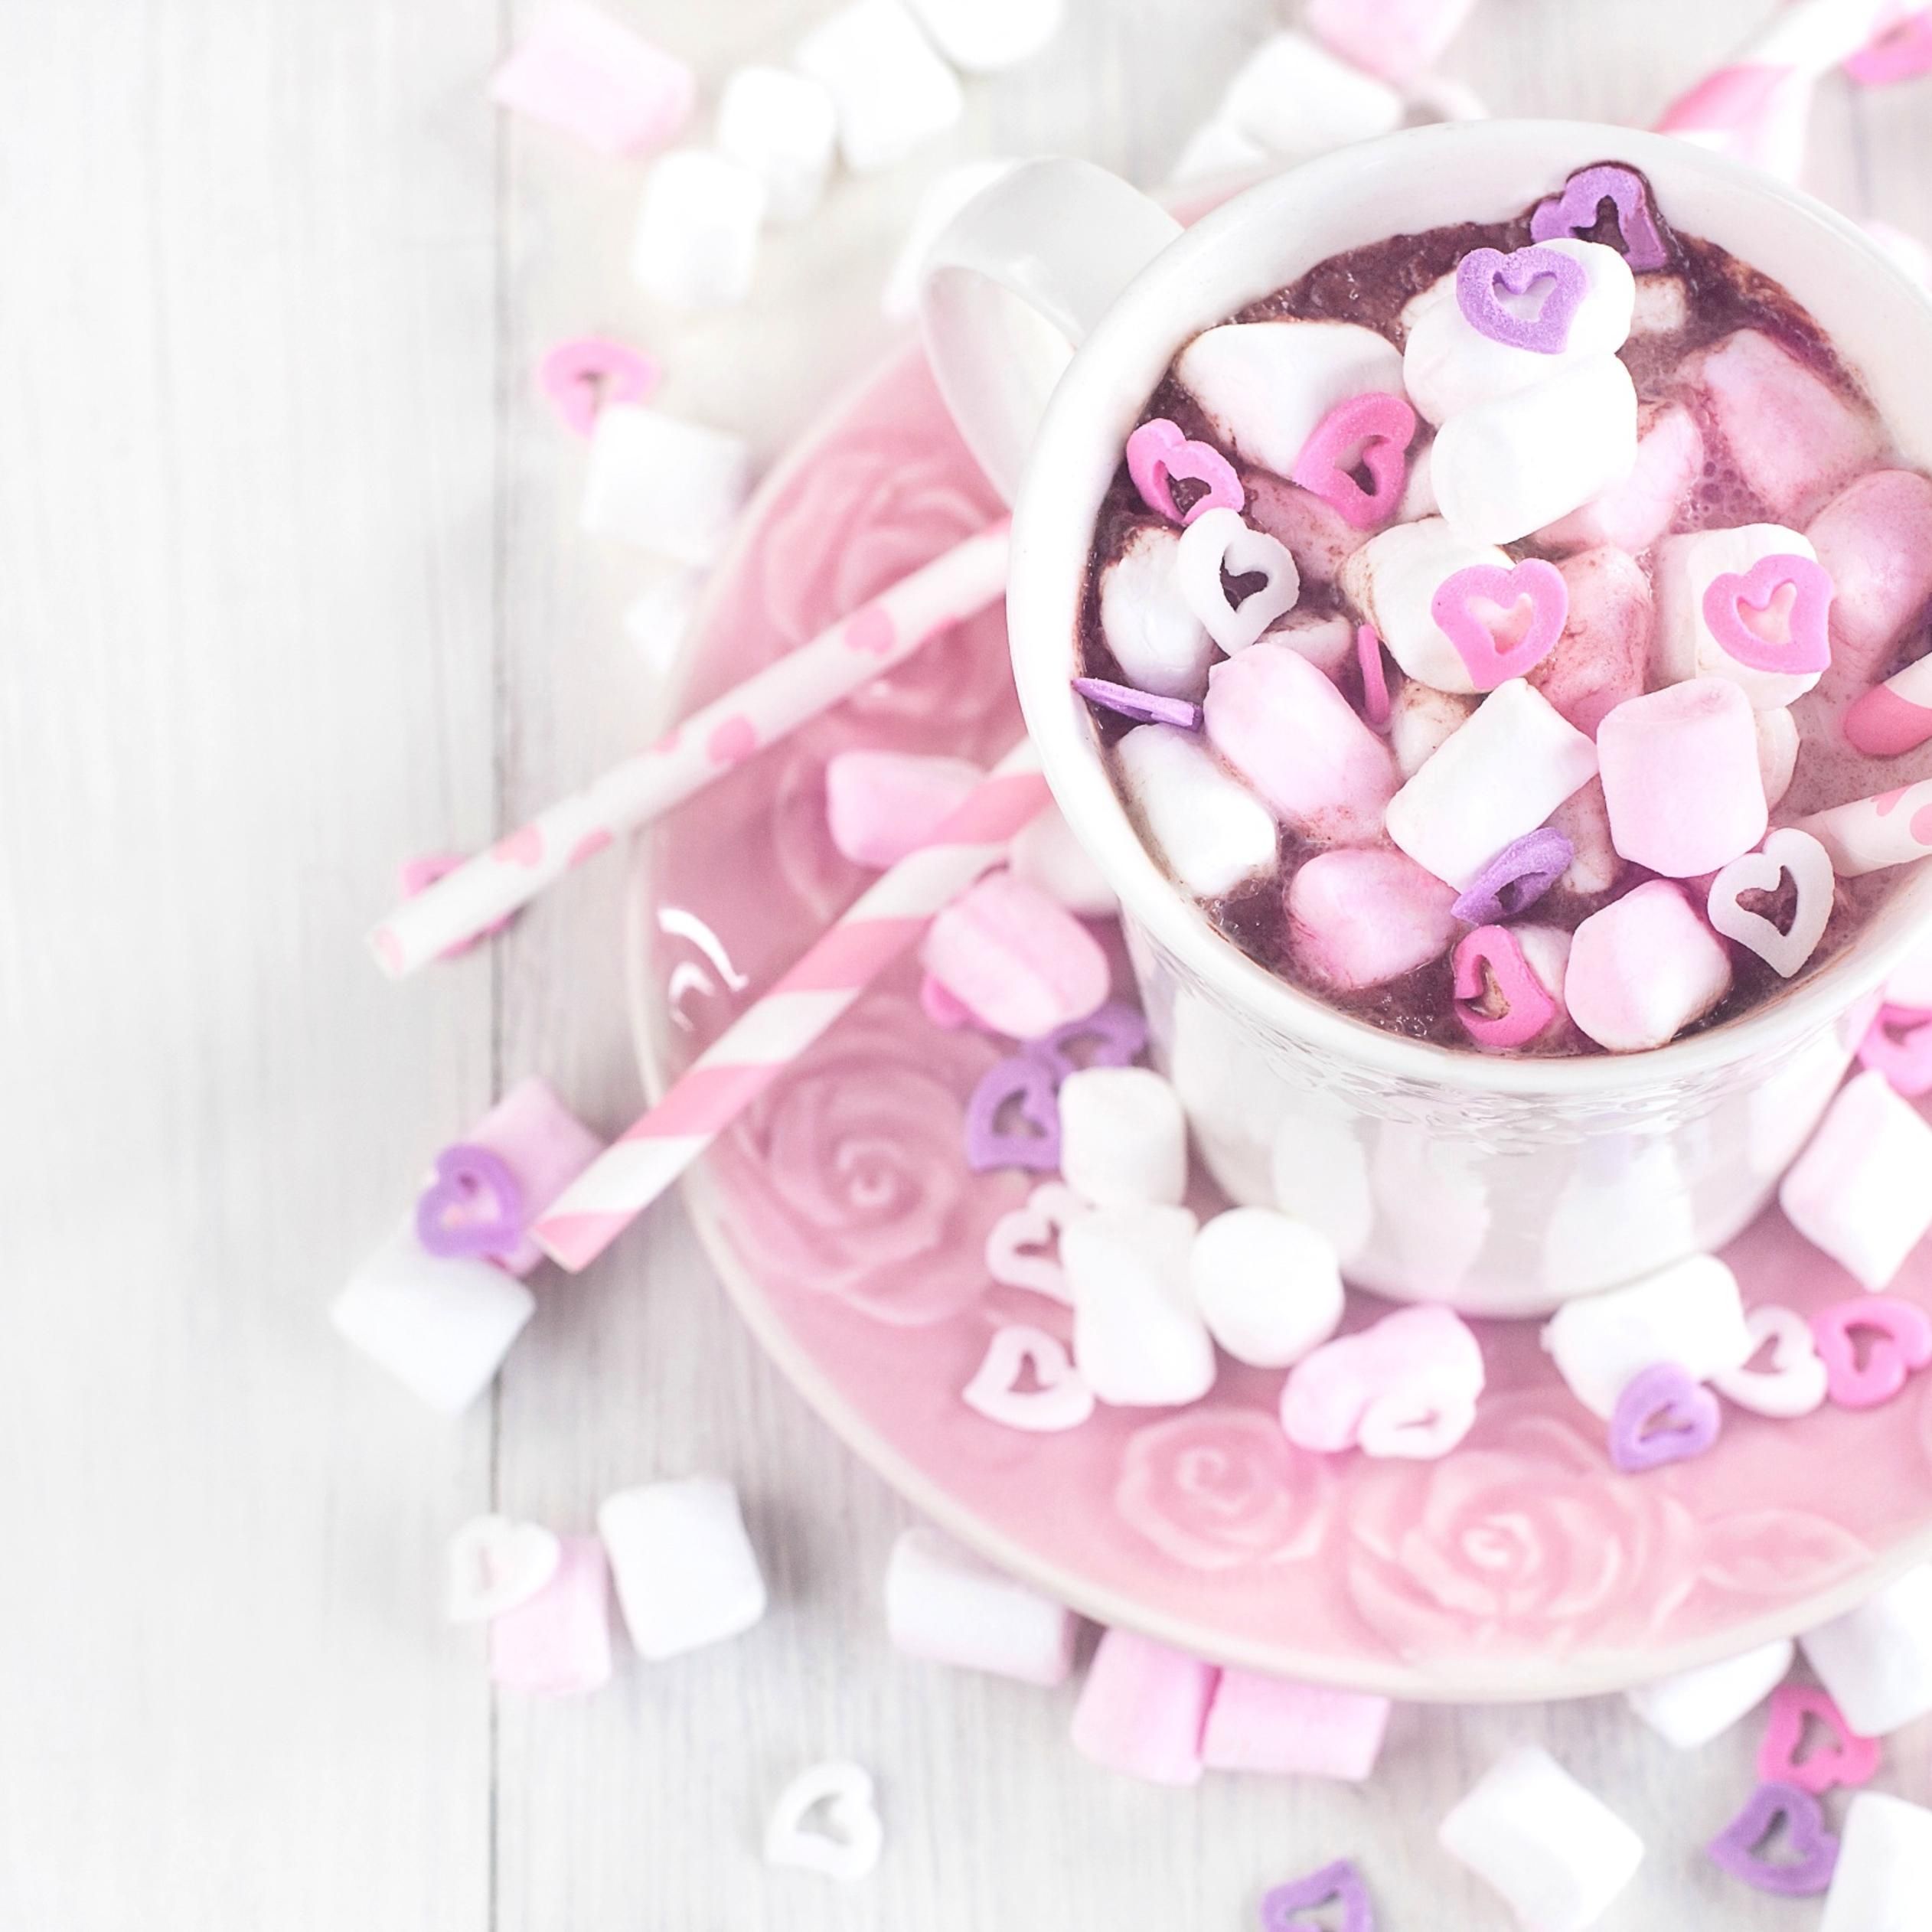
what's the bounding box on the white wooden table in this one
[7,3,1930,1926]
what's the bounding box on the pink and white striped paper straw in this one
[367,521,1011,978]
[1797,778,1932,874]
[533,739,1049,1272]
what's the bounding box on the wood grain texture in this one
[6,1,1931,1927]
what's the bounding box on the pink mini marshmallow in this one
[1682,329,1885,525]
[1200,1671,1392,1780]
[1242,470,1369,587]
[1539,401,1704,556]
[1307,0,1475,83]
[1070,1628,1219,1787]
[491,4,695,157]
[488,1535,613,1696]
[1203,641,1398,844]
[1597,678,1767,878]
[1780,1069,1932,1291]
[1287,848,1460,991]
[1279,1304,1485,1457]
[465,1075,609,1278]
[1565,880,1734,1052]
[825,749,984,870]
[1530,547,1653,737]
[921,870,1111,1041]
[1807,469,1932,697]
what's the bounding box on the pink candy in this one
[1597,677,1766,879]
[1431,558,1568,690]
[1070,1628,1218,1786]
[921,870,1110,1040]
[1287,847,1460,992]
[1125,418,1243,527]
[489,1535,614,1696]
[1279,1304,1485,1458]
[537,336,659,436]
[826,749,984,870]
[1200,1671,1392,1780]
[1565,880,1734,1053]
[491,4,695,157]
[1453,924,1566,1052]
[1289,391,1418,531]
[464,1076,610,1277]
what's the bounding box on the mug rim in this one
[1008,119,1932,1099]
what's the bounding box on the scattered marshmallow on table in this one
[1820,1790,1932,1932]
[1780,1069,1932,1291]
[884,1525,1079,1686]
[1176,319,1404,482]
[1307,0,1477,83]
[795,0,964,173]
[1203,641,1396,844]
[597,1476,767,1661]
[1653,523,1826,707]
[1058,1066,1187,1211]
[1565,881,1734,1052]
[631,148,767,310]
[1439,1746,1644,1932]
[1070,1627,1218,1786]
[488,1535,614,1696]
[714,65,837,226]
[1287,847,1460,991]
[1097,524,1216,700]
[881,159,1018,319]
[1064,1203,1214,1408]
[1800,1562,1932,1738]
[1389,677,1474,778]
[1624,1637,1795,1751]
[1113,723,1278,899]
[1540,1252,1752,1420]
[622,566,706,674]
[580,404,752,566]
[1807,468,1932,694]
[1539,400,1703,555]
[1213,31,1404,163]
[1338,517,1516,693]
[463,1075,609,1278]
[331,1222,535,1416]
[1280,1304,1485,1459]
[490,2,694,157]
[1007,798,1117,918]
[824,749,982,869]
[1384,679,1598,890]
[902,0,1064,70]
[1596,677,1767,878]
[1167,119,1270,188]
[1200,1670,1391,1780]
[1530,546,1651,738]
[920,870,1109,1040]
[1189,1206,1343,1369]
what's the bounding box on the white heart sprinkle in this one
[1706,827,1834,978]
[1174,506,1301,653]
[764,1760,884,1883]
[446,1513,562,1624]
[961,1325,1096,1433]
[1711,1303,1828,1418]
[984,1181,1089,1304]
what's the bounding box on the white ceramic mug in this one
[919,122,1932,1316]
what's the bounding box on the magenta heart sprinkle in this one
[1453,828,1575,925]
[964,1056,1062,1173]
[1608,1359,1721,1473]
[1455,244,1588,354]
[416,1144,527,1260]
[1260,1859,1375,1932]
[1707,1781,1839,1897]
[1529,162,1669,272]
[1072,676,1203,731]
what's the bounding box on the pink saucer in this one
[628,344,1932,1703]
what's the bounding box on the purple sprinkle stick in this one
[1455,244,1588,354]
[1452,828,1575,925]
[416,1144,527,1260]
[1708,1781,1840,1897]
[964,1056,1062,1173]
[1026,1000,1150,1085]
[1530,162,1670,272]
[1072,676,1203,731]
[1608,1359,1722,1473]
[1259,1860,1376,1932]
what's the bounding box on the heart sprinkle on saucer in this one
[1260,1859,1376,1932]
[964,1056,1063,1173]
[763,1760,884,1883]
[1756,1683,1880,1796]
[446,1513,563,1624]
[1856,1003,1932,1096]
[1608,1360,1721,1473]
[1812,1295,1932,1409]
[1452,925,1556,1052]
[1529,162,1669,271]
[1290,390,1418,530]
[1711,1304,1828,1418]
[1454,243,1588,354]
[1431,559,1568,689]
[984,1181,1088,1305]
[961,1324,1096,1433]
[1707,1780,1839,1896]
[1702,553,1834,676]
[1026,1000,1150,1083]
[416,1144,527,1260]
[1706,827,1835,977]
[1124,416,1244,527]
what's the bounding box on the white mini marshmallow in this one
[1630,276,1689,336]
[1389,677,1475,778]
[1065,1203,1214,1408]
[1780,1069,1932,1291]
[881,158,1018,319]
[1653,523,1824,708]
[1098,523,1216,699]
[1008,798,1117,917]
[1176,319,1405,482]
[1113,723,1278,899]
[331,1223,535,1416]
[1216,31,1404,162]
[715,65,837,226]
[795,0,964,172]
[1402,240,1635,426]
[580,404,752,566]
[1397,437,1438,521]
[1339,516,1516,694]
[1175,509,1301,654]
[598,1476,767,1661]
[1624,1638,1793,1750]
[1822,1791,1932,1932]
[884,1525,1079,1684]
[1540,1252,1752,1420]
[622,566,706,674]
[902,0,1063,70]
[1548,779,1620,897]
[1801,1562,1932,1738]
[1167,119,1270,188]
[1189,1207,1343,1368]
[1385,679,1597,889]
[1271,608,1357,677]
[1434,354,1640,545]
[1757,703,1800,808]
[631,148,767,309]
[1059,1066,1188,1212]
[1438,1746,1644,1932]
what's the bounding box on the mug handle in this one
[919,158,1183,504]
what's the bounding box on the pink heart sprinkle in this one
[1529,162,1669,272]
[1813,1295,1932,1409]
[1452,925,1555,1051]
[706,715,758,766]
[1289,391,1417,530]
[1702,554,1834,676]
[844,603,896,657]
[1847,9,1932,84]
[1124,417,1244,527]
[537,336,659,437]
[492,826,544,868]
[1431,559,1568,689]
[1454,244,1588,354]
[1757,1684,1881,1797]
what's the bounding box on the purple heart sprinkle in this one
[1026,1001,1150,1084]
[416,1144,527,1260]
[1452,827,1575,925]
[1529,162,1670,273]
[1708,1781,1839,1897]
[1455,244,1588,354]
[1072,675,1203,731]
[1259,1859,1375,1932]
[964,1056,1062,1173]
[1607,1359,1722,1473]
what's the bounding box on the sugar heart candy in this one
[462,1075,611,1277]
[448,1513,563,1624]
[961,1326,1095,1432]
[1708,1781,1839,1897]
[1175,508,1301,652]
[1712,1304,1829,1418]
[1780,1069,1932,1290]
[1338,516,1517,693]
[921,870,1111,1040]
[597,1476,767,1661]
[885,1526,1080,1683]
[1708,827,1835,978]
[1654,524,1827,707]
[1280,1304,1483,1457]
[764,1760,884,1881]
[1608,1359,1721,1472]
[1190,1207,1343,1369]
[1757,1682,1880,1795]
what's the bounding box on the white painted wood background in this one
[5,2,1930,1926]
